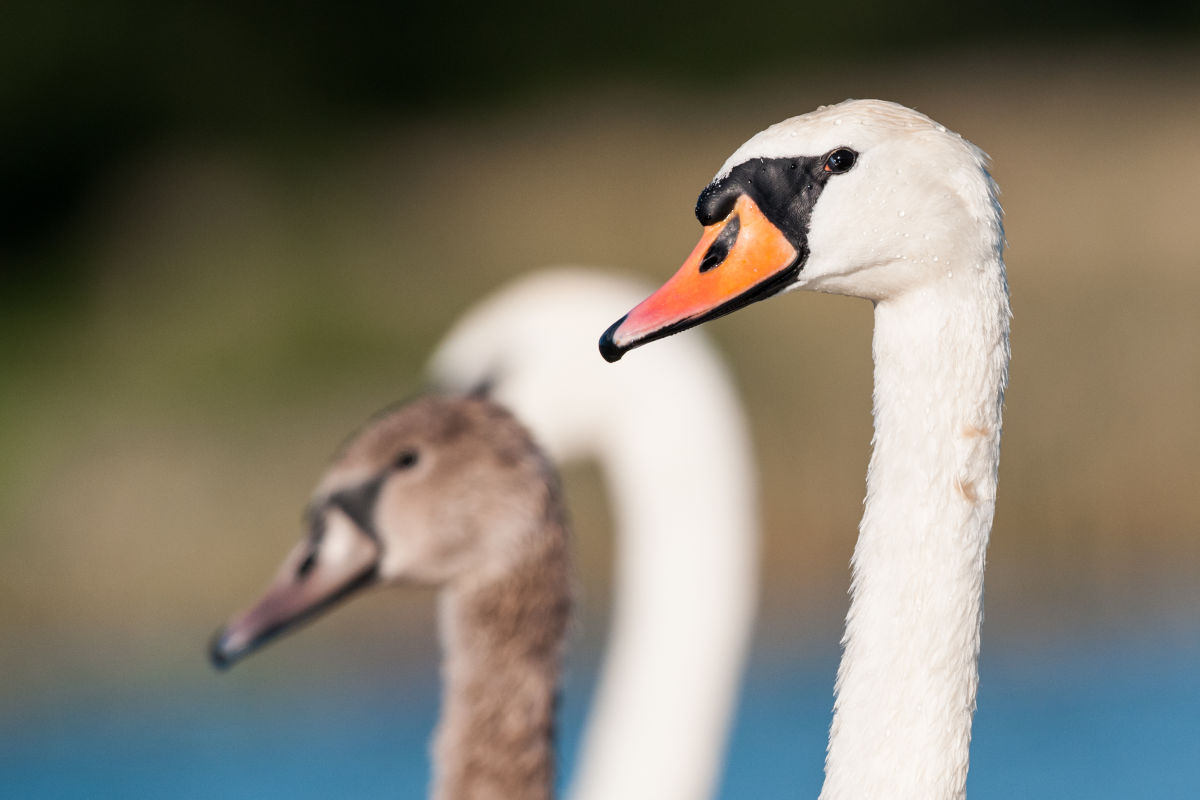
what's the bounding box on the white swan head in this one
[599,99,1003,361]
[210,396,557,668]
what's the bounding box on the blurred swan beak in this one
[209,510,380,670]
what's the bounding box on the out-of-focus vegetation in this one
[1,3,1198,708]
[4,0,1200,265]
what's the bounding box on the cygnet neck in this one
[432,513,570,800]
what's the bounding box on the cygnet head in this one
[210,395,560,669]
[600,99,1003,361]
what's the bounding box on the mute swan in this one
[210,395,571,800]
[428,268,758,800]
[599,99,1010,800]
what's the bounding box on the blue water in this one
[3,632,1198,799]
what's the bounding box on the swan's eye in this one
[394,449,419,470]
[824,148,857,174]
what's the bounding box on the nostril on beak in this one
[698,252,723,273]
[296,550,317,579]
[698,214,740,273]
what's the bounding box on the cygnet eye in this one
[394,449,419,470]
[823,148,857,174]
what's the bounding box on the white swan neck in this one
[569,354,759,800]
[821,274,1009,800]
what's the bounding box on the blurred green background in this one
[3,2,1199,797]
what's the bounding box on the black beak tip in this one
[208,628,239,671]
[598,315,628,363]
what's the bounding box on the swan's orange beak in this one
[209,509,380,670]
[599,194,799,362]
